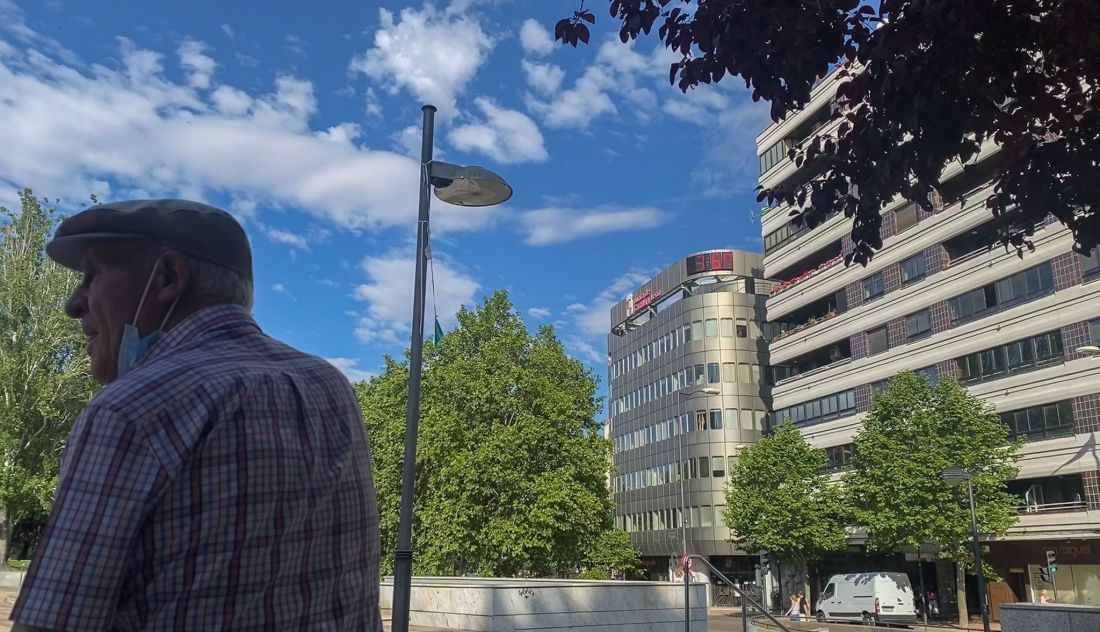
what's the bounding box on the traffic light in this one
[1046,550,1058,575]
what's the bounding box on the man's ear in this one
[153,250,191,306]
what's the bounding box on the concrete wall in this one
[1000,603,1100,632]
[380,577,707,631]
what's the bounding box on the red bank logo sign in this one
[626,288,662,316]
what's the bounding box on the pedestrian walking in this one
[10,199,383,631]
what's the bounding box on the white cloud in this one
[448,98,547,164]
[519,18,554,57]
[220,24,234,39]
[564,336,605,366]
[324,357,376,383]
[351,252,480,345]
[272,283,287,293]
[527,307,551,319]
[178,38,216,90]
[571,269,655,338]
[521,60,565,95]
[349,5,492,117]
[0,28,496,234]
[519,206,669,246]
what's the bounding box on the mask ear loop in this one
[133,257,184,330]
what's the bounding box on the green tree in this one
[585,528,644,579]
[0,190,96,561]
[356,291,612,577]
[844,372,1021,626]
[723,423,848,598]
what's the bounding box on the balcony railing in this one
[770,254,844,297]
[1018,500,1087,514]
[771,310,839,343]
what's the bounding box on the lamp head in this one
[942,467,971,485]
[431,164,513,207]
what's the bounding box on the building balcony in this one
[773,339,852,386]
[769,249,843,294]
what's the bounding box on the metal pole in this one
[684,553,691,632]
[918,559,928,629]
[967,479,991,632]
[680,427,690,632]
[391,104,436,632]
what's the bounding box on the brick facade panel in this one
[883,263,902,295]
[930,300,952,334]
[846,281,864,310]
[851,332,867,361]
[1063,321,1092,360]
[936,359,959,381]
[880,213,895,242]
[887,317,906,349]
[1084,471,1100,511]
[925,245,949,275]
[1052,251,1082,291]
[855,383,873,414]
[1073,393,1100,434]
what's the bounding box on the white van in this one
[814,572,917,625]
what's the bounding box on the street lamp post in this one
[942,467,991,632]
[675,386,720,632]
[391,105,513,632]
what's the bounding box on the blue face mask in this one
[117,259,180,378]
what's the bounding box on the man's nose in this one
[65,287,86,319]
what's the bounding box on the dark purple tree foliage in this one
[556,0,1100,265]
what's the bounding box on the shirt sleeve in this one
[11,403,166,630]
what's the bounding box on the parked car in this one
[815,572,918,625]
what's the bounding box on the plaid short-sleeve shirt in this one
[12,305,382,631]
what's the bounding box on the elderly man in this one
[11,200,382,631]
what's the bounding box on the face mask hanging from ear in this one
[117,258,181,378]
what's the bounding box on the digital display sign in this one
[686,251,735,275]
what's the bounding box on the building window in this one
[1001,401,1074,441]
[720,318,734,337]
[895,202,919,233]
[1092,318,1100,345]
[698,457,710,478]
[759,138,792,175]
[863,273,885,301]
[705,318,718,338]
[691,320,703,340]
[871,378,891,395]
[712,456,726,478]
[1082,249,1100,279]
[738,362,751,383]
[754,410,766,431]
[728,456,737,474]
[695,411,707,431]
[740,409,754,430]
[736,319,749,338]
[905,309,932,341]
[949,261,1054,323]
[683,324,692,343]
[956,330,1064,385]
[710,409,723,430]
[900,253,925,285]
[707,362,721,384]
[824,444,855,472]
[722,362,735,383]
[867,325,889,355]
[915,364,939,384]
[695,364,705,384]
[773,389,857,428]
[700,504,714,527]
[751,364,761,383]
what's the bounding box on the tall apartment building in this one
[607,250,772,582]
[757,71,1100,618]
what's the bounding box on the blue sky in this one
[0,0,767,407]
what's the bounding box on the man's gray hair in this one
[183,253,254,310]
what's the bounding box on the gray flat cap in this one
[46,199,252,280]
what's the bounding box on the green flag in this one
[433,318,444,345]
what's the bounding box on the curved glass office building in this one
[607,249,773,581]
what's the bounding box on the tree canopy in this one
[723,423,848,569]
[584,528,644,578]
[844,372,1021,566]
[355,290,613,577]
[0,190,97,558]
[557,0,1099,265]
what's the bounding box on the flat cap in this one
[46,199,252,280]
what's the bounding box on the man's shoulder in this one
[96,334,355,415]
